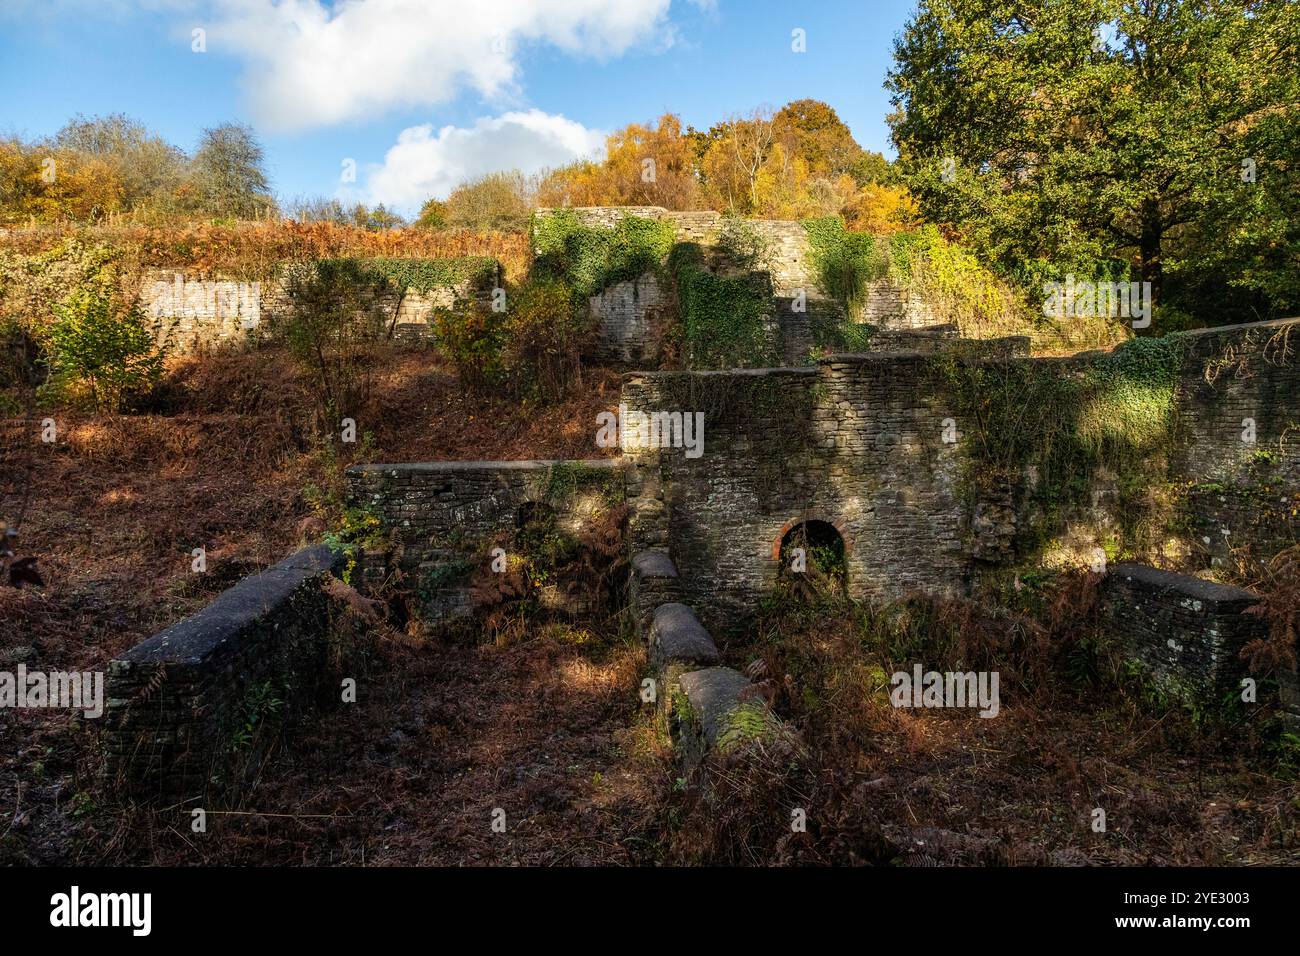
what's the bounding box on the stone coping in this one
[650,602,719,668]
[116,544,339,666]
[1108,562,1262,607]
[347,458,621,475]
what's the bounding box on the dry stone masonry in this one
[103,545,342,799]
[1100,562,1271,701]
[140,266,495,352]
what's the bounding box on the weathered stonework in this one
[622,357,968,625]
[857,278,942,328]
[618,318,1300,629]
[1100,562,1267,698]
[630,549,681,635]
[103,545,342,800]
[588,273,670,363]
[345,460,624,618]
[141,266,494,352]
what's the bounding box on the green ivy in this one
[531,210,675,299]
[940,332,1189,544]
[669,243,777,369]
[318,256,497,294]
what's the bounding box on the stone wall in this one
[858,279,943,329]
[103,545,341,800]
[532,206,970,366]
[141,267,493,352]
[345,459,624,620]
[1100,562,1267,698]
[588,273,670,363]
[1172,319,1300,572]
[619,318,1300,625]
[621,358,968,624]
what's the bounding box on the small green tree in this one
[189,123,275,220]
[47,289,165,412]
[501,279,593,403]
[278,259,389,427]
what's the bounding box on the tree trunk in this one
[1138,198,1163,307]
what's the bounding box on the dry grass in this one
[0,221,533,283]
[661,586,1300,866]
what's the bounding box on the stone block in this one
[649,602,719,668]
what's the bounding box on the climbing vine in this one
[531,210,675,299]
[803,217,1030,339]
[669,243,777,369]
[334,255,498,294]
[940,332,1189,548]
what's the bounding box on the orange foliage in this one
[0,144,127,225]
[0,220,533,281]
[536,114,700,211]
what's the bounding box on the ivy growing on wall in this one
[531,210,675,299]
[331,256,498,294]
[669,243,778,370]
[940,332,1189,547]
[803,217,1033,340]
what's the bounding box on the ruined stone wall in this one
[1100,563,1268,697]
[140,267,491,352]
[858,279,943,329]
[1171,319,1300,571]
[345,459,624,620]
[103,545,341,800]
[620,318,1300,622]
[621,359,967,624]
[588,273,670,364]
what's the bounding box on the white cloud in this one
[208,0,675,132]
[365,109,605,213]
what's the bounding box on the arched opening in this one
[776,519,847,599]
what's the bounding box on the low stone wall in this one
[1100,563,1267,699]
[346,460,624,620]
[103,545,342,800]
[636,561,784,767]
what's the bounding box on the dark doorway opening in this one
[777,519,847,599]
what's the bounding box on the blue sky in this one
[0,0,920,216]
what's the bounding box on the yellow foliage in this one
[842,183,919,234]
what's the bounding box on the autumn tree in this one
[443,171,534,231]
[50,114,186,216]
[189,123,275,220]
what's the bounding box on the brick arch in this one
[769,516,853,560]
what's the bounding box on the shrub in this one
[803,218,1031,339]
[802,216,887,308]
[433,278,594,402]
[432,298,506,396]
[276,258,389,426]
[45,287,165,411]
[500,279,594,403]
[443,171,533,232]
